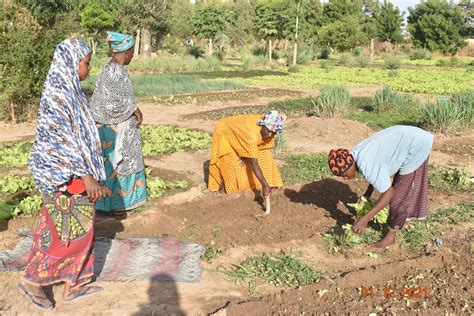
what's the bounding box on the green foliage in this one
[17,0,70,27]
[383,54,402,70]
[282,153,331,184]
[375,0,404,44]
[312,85,351,117]
[319,48,331,60]
[192,6,231,40]
[288,64,300,73]
[83,74,243,96]
[372,87,420,114]
[409,48,432,60]
[316,17,368,52]
[354,54,370,68]
[146,177,188,199]
[241,55,267,70]
[421,98,467,133]
[0,141,32,169]
[322,224,383,254]
[253,1,289,42]
[187,46,205,59]
[429,165,473,192]
[12,195,42,217]
[450,90,474,126]
[347,196,389,224]
[225,252,322,288]
[168,0,194,39]
[338,52,352,66]
[80,3,115,38]
[427,201,473,225]
[202,245,224,264]
[0,7,65,121]
[407,0,466,54]
[0,175,35,194]
[349,110,421,130]
[0,200,18,220]
[141,125,212,157]
[274,132,288,158]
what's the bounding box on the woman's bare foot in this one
[374,229,397,248]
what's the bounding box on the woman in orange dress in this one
[208,110,287,198]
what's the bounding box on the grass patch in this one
[141,125,212,156]
[225,252,322,288]
[154,89,302,106]
[0,141,32,169]
[348,110,422,129]
[82,74,245,96]
[282,153,332,184]
[145,167,189,199]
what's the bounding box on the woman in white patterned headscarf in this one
[19,39,105,311]
[90,31,147,218]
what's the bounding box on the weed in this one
[282,153,331,184]
[202,246,224,264]
[383,55,402,70]
[355,54,369,68]
[225,252,322,287]
[338,53,352,66]
[409,49,432,60]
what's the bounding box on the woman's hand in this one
[353,217,369,234]
[133,108,143,127]
[262,184,272,199]
[81,174,102,203]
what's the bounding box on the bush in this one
[187,46,205,59]
[297,51,313,65]
[450,90,473,126]
[355,54,369,68]
[312,85,351,117]
[1,8,64,122]
[241,54,266,70]
[372,87,420,114]
[288,64,300,73]
[338,52,352,66]
[383,55,402,70]
[436,59,448,67]
[319,48,330,59]
[422,98,464,133]
[409,48,432,60]
[251,46,266,56]
[320,60,332,72]
[353,47,364,57]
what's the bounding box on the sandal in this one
[17,282,53,312]
[63,285,103,302]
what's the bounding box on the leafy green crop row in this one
[233,65,473,95]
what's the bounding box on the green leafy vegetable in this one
[347,196,389,224]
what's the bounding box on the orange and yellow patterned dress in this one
[208,114,283,193]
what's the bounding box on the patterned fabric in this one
[208,114,283,192]
[23,179,95,288]
[256,110,287,133]
[328,148,354,176]
[29,39,105,194]
[95,124,147,212]
[107,31,135,53]
[90,62,144,176]
[388,159,429,230]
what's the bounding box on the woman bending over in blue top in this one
[328,125,434,248]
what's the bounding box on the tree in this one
[458,0,474,37]
[407,0,466,54]
[253,0,289,62]
[226,0,255,47]
[192,6,231,56]
[16,0,70,27]
[316,16,368,51]
[168,0,195,40]
[80,3,115,55]
[121,0,170,58]
[321,0,363,25]
[0,5,65,122]
[375,0,404,44]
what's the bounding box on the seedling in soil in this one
[202,245,224,264]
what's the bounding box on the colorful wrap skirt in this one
[23,179,95,288]
[95,124,147,212]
